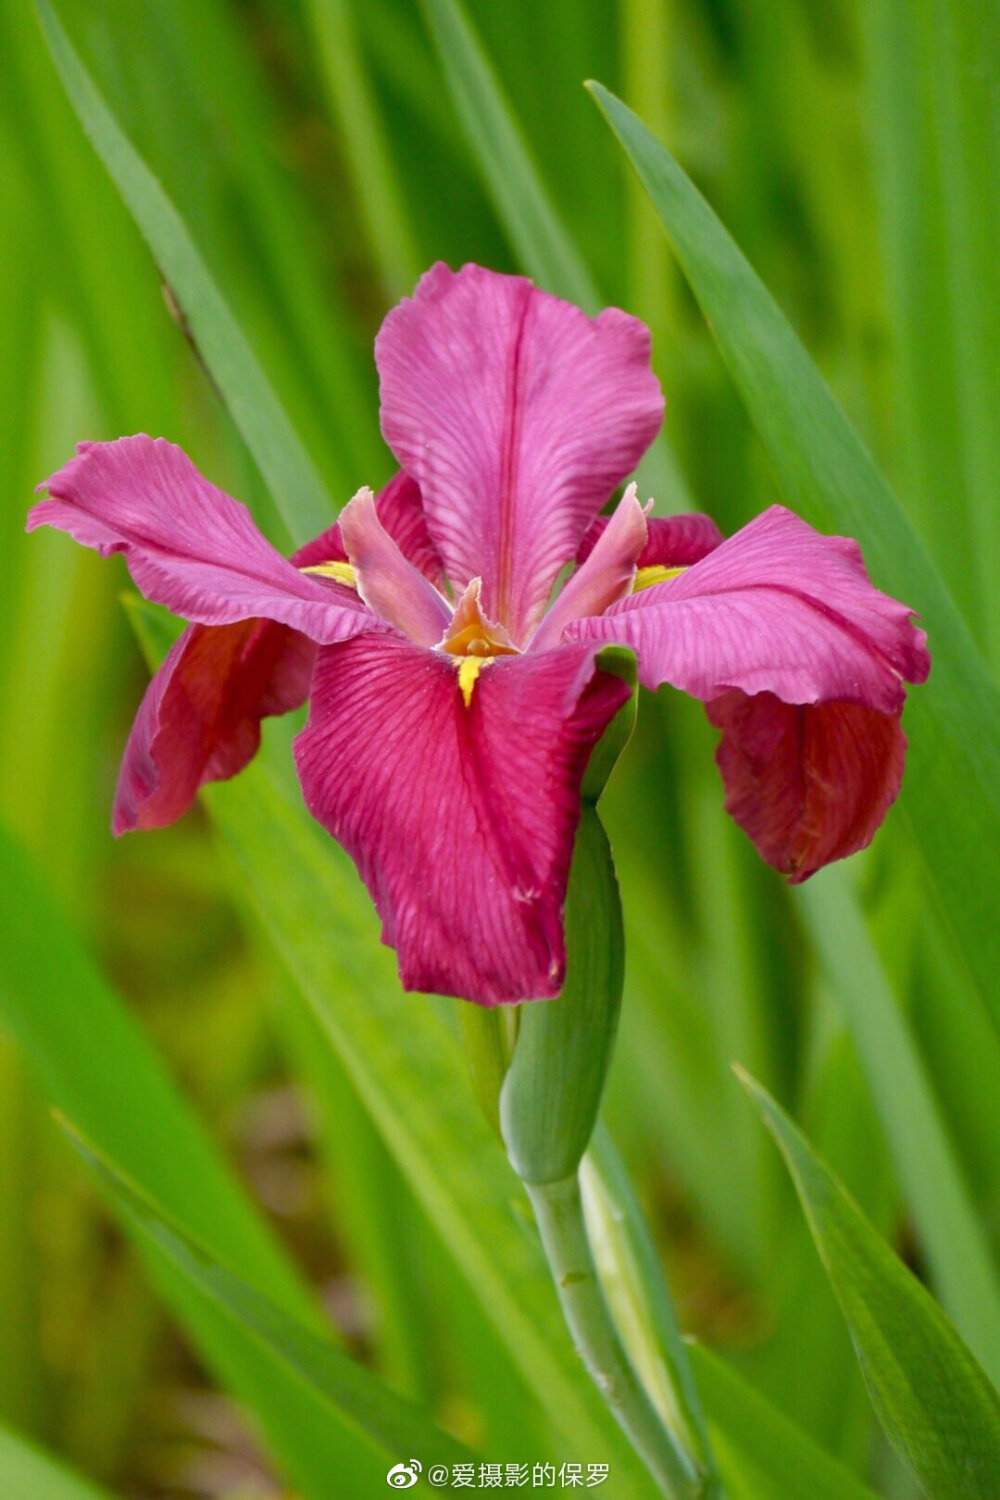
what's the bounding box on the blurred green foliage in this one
[0,0,996,1496]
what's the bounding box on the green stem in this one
[582,1128,724,1497]
[526,1174,707,1500]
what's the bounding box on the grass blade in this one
[62,1123,475,1473]
[588,83,1000,1032]
[0,822,315,1324]
[797,866,1000,1382]
[687,1344,879,1500]
[739,1069,1000,1498]
[304,0,424,300]
[864,0,1000,663]
[36,0,336,542]
[420,0,689,509]
[0,1421,111,1500]
[0,821,394,1497]
[420,0,597,309]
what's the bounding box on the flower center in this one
[443,621,519,707]
[438,578,519,663]
[440,621,518,659]
[435,579,520,706]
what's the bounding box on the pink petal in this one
[114,619,315,834]
[292,470,444,585]
[530,484,648,651]
[376,263,664,645]
[568,505,930,709]
[708,691,907,880]
[338,486,451,644]
[293,635,631,1005]
[577,509,724,568]
[29,437,370,643]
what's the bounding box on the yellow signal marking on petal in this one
[633,564,687,592]
[300,560,358,588]
[457,654,493,708]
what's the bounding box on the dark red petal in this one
[707,690,907,881]
[293,635,630,1005]
[113,620,315,834]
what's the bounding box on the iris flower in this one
[29,264,929,1005]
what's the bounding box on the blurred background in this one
[1,1,996,1496]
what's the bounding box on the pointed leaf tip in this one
[737,1070,1000,1498]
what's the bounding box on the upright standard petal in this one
[29,437,370,643]
[567,505,929,879]
[294,635,631,1005]
[114,619,315,834]
[376,263,664,644]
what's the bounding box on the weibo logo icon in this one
[386,1460,422,1488]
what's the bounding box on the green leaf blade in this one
[687,1343,880,1500]
[0,821,394,1498]
[420,0,690,510]
[420,0,598,312]
[36,0,336,542]
[797,867,1000,1382]
[0,1422,112,1500]
[62,1124,475,1475]
[589,81,1000,1032]
[739,1070,1000,1498]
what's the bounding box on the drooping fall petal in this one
[113,618,315,834]
[567,505,928,878]
[294,634,631,1005]
[53,457,441,837]
[577,509,724,568]
[568,506,929,708]
[376,263,664,643]
[29,436,370,643]
[707,691,907,880]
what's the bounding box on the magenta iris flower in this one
[28,264,929,1006]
